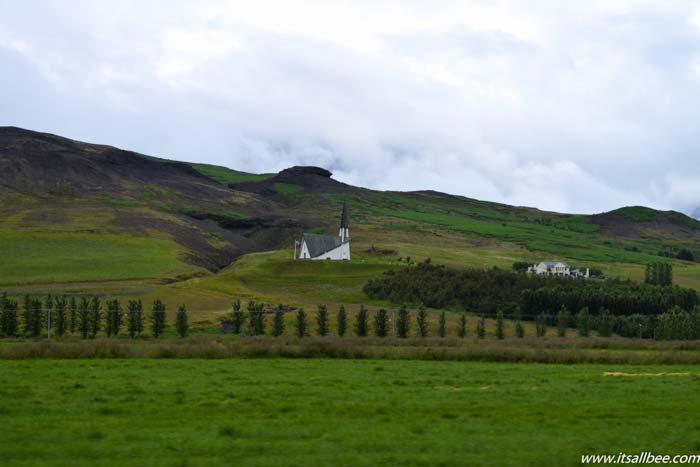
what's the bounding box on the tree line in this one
[363,260,697,317]
[0,293,189,338]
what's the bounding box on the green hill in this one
[2,126,700,317]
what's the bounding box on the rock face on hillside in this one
[229,164,360,197]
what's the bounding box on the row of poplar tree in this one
[227,300,614,339]
[0,294,190,338]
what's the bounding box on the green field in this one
[0,358,697,466]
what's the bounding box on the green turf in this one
[0,359,697,466]
[0,231,198,285]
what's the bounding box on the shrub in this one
[457,314,467,338]
[316,305,328,336]
[151,299,166,338]
[577,307,590,337]
[337,305,347,337]
[397,305,410,338]
[416,305,428,337]
[438,311,446,338]
[296,308,307,337]
[272,306,285,337]
[495,310,504,339]
[176,304,188,338]
[231,300,245,334]
[375,309,388,337]
[355,305,368,337]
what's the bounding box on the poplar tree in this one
[316,305,328,336]
[22,294,31,336]
[536,312,547,337]
[54,296,67,337]
[127,300,144,338]
[151,299,166,338]
[374,308,388,337]
[396,305,410,338]
[2,299,18,337]
[45,294,53,337]
[69,297,77,335]
[0,292,6,337]
[598,309,613,337]
[557,306,570,337]
[231,299,244,334]
[476,316,486,338]
[248,301,265,335]
[438,311,447,338]
[176,304,188,338]
[105,299,122,337]
[272,306,285,337]
[416,305,428,337]
[495,310,505,339]
[89,296,102,338]
[355,305,368,337]
[337,305,347,337]
[457,314,467,338]
[295,308,307,337]
[78,297,90,339]
[514,309,524,338]
[25,298,43,338]
[577,307,590,337]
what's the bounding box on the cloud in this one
[1,0,699,215]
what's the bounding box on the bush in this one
[375,309,388,337]
[416,305,428,337]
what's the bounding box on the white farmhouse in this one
[527,261,589,278]
[297,202,351,260]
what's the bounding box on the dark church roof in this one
[302,233,343,257]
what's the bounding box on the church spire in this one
[339,200,349,241]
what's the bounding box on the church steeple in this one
[339,200,349,241]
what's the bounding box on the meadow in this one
[0,358,698,466]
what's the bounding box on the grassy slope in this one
[3,156,700,318]
[0,359,697,466]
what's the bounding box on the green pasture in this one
[0,359,698,466]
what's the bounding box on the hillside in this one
[1,126,700,316]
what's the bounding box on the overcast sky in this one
[1,1,700,215]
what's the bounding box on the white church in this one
[296,201,351,260]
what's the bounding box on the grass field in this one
[0,358,698,466]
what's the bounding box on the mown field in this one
[0,358,698,466]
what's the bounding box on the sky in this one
[1,0,700,216]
